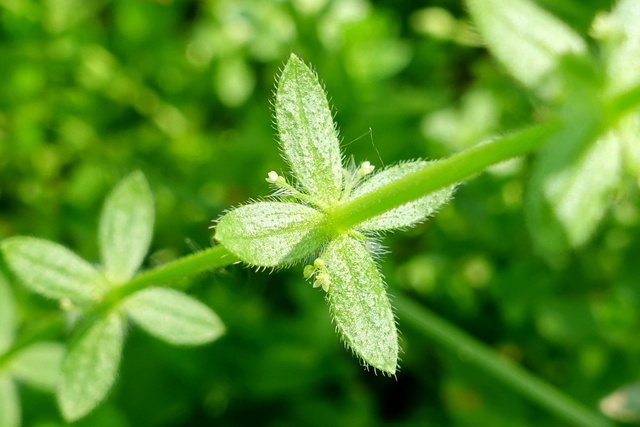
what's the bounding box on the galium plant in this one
[215,54,455,374]
[2,0,640,425]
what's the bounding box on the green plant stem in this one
[102,245,239,305]
[328,122,560,232]
[394,294,612,427]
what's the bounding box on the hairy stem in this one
[394,295,612,427]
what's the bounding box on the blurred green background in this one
[2,0,639,425]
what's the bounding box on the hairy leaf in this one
[99,171,154,284]
[0,376,20,427]
[0,272,15,353]
[9,342,65,392]
[215,202,328,267]
[123,287,225,346]
[350,160,455,231]
[323,235,398,374]
[275,54,343,205]
[58,312,124,421]
[466,0,586,99]
[1,237,106,303]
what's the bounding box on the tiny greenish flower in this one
[214,53,455,375]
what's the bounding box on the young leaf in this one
[275,54,343,205]
[58,311,124,421]
[0,376,20,427]
[323,235,398,374]
[466,0,587,99]
[123,287,225,346]
[350,160,456,231]
[215,202,328,267]
[99,171,154,284]
[0,272,15,353]
[1,237,106,303]
[9,342,65,392]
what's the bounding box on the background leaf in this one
[324,235,398,374]
[9,342,65,391]
[215,202,328,267]
[350,160,456,231]
[0,376,20,427]
[123,287,225,346]
[0,271,15,354]
[1,237,106,303]
[275,54,343,205]
[58,312,124,421]
[466,0,587,99]
[99,171,154,284]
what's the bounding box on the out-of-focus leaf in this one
[123,287,225,346]
[58,312,124,421]
[9,342,65,392]
[1,237,106,303]
[275,54,343,205]
[351,160,456,231]
[215,202,328,267]
[600,382,640,423]
[0,272,15,354]
[466,0,587,99]
[323,235,397,374]
[99,171,154,284]
[0,375,20,427]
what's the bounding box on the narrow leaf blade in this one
[350,160,456,231]
[0,376,20,427]
[1,237,105,303]
[323,235,398,374]
[0,271,15,353]
[9,342,65,392]
[275,54,343,205]
[215,202,327,267]
[466,0,587,98]
[99,171,154,284]
[123,287,225,346]
[58,312,124,421]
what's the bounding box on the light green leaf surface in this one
[99,171,154,284]
[0,376,20,427]
[0,272,15,353]
[606,0,640,175]
[1,237,106,303]
[9,342,65,391]
[350,161,456,231]
[275,54,343,205]
[466,0,586,98]
[215,202,328,267]
[527,131,622,255]
[58,311,124,421]
[123,287,225,346]
[323,235,398,374]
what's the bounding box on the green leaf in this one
[275,54,343,205]
[58,312,124,421]
[215,202,328,267]
[9,342,65,391]
[350,160,456,231]
[526,131,622,255]
[123,287,225,346]
[0,376,20,427]
[323,235,398,374]
[99,171,154,284]
[466,0,587,99]
[0,271,15,354]
[605,0,640,175]
[1,237,106,303]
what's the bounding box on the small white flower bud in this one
[358,161,375,177]
[265,171,280,184]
